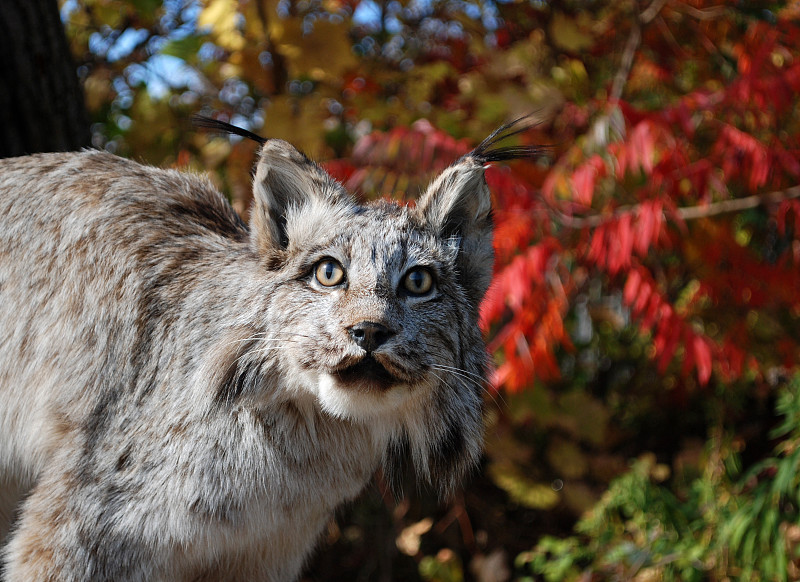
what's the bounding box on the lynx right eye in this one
[401,267,434,296]
[314,259,345,287]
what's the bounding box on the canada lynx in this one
[0,118,536,581]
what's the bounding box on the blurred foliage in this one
[56,0,800,579]
[521,374,800,582]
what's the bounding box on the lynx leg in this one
[2,467,152,582]
[3,473,80,581]
[3,491,57,580]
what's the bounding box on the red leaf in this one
[571,155,605,206]
[629,121,656,175]
[633,275,653,316]
[655,309,681,373]
[641,291,662,329]
[623,268,642,307]
[588,224,607,267]
[616,213,634,272]
[777,199,800,236]
[634,200,662,255]
[692,335,713,385]
[714,125,769,191]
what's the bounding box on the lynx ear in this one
[250,140,348,258]
[416,158,494,302]
[192,116,351,259]
[416,115,546,301]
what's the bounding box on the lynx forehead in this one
[0,117,538,581]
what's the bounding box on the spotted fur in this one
[0,121,533,581]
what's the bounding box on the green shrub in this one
[519,375,800,581]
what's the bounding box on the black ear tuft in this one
[470,113,548,164]
[192,115,268,146]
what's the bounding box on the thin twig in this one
[610,0,669,104]
[674,2,729,21]
[641,0,670,24]
[676,186,800,220]
[609,5,641,104]
[552,186,800,229]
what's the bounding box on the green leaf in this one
[759,507,778,552]
[774,538,788,582]
[724,513,751,553]
[773,448,800,495]
[160,34,207,62]
[131,0,162,14]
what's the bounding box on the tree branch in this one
[610,0,669,104]
[641,0,670,24]
[609,3,641,104]
[553,186,800,229]
[675,186,800,221]
[673,2,729,21]
[255,0,288,95]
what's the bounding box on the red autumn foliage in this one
[321,2,800,397]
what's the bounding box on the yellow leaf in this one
[200,138,232,169]
[262,96,329,158]
[273,19,357,80]
[94,4,125,29]
[559,391,609,447]
[546,437,588,480]
[83,74,112,112]
[198,0,245,51]
[549,11,594,53]
[396,518,433,556]
[487,462,560,510]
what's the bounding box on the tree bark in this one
[0,0,90,158]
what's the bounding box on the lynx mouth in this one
[334,355,398,391]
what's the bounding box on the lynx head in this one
[196,116,540,494]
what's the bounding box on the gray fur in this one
[0,136,494,581]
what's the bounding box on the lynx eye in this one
[402,268,434,296]
[314,259,345,287]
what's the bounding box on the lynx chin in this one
[0,117,539,581]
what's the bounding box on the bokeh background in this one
[3,1,800,580]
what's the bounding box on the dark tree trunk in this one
[0,0,90,158]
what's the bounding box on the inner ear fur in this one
[250,140,349,258]
[415,158,494,302]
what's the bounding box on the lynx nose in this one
[347,322,394,353]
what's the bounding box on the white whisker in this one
[430,363,507,409]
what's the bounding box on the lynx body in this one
[0,121,527,580]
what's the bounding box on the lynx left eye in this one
[402,268,434,296]
[315,259,345,287]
